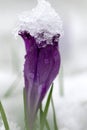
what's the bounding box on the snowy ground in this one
[0,70,87,130]
[53,72,87,130]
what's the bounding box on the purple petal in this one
[19,31,60,130]
[38,45,60,102]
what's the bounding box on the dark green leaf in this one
[59,66,64,96]
[23,88,29,130]
[51,97,58,130]
[40,105,50,130]
[0,101,10,130]
[40,84,53,130]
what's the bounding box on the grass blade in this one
[40,105,50,130]
[59,66,64,96]
[40,84,53,130]
[44,84,53,117]
[51,97,58,130]
[0,101,10,130]
[23,88,29,130]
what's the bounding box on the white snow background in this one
[0,0,87,130]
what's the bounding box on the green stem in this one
[59,66,64,96]
[40,104,42,130]
[40,84,53,130]
[45,119,50,130]
[51,97,58,130]
[0,101,10,130]
[40,105,50,130]
[23,88,29,130]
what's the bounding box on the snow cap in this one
[17,0,63,43]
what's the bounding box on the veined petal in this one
[19,31,38,88]
[37,44,60,102]
[19,30,61,130]
[17,1,63,129]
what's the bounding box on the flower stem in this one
[51,97,58,130]
[0,101,10,130]
[23,88,29,130]
[59,66,64,96]
[40,104,42,130]
[40,84,53,130]
[40,105,50,130]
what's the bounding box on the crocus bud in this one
[17,0,63,129]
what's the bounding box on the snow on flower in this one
[17,0,63,129]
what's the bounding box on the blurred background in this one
[0,0,87,130]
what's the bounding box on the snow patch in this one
[16,0,63,44]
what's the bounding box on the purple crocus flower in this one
[19,31,60,129]
[17,0,63,129]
